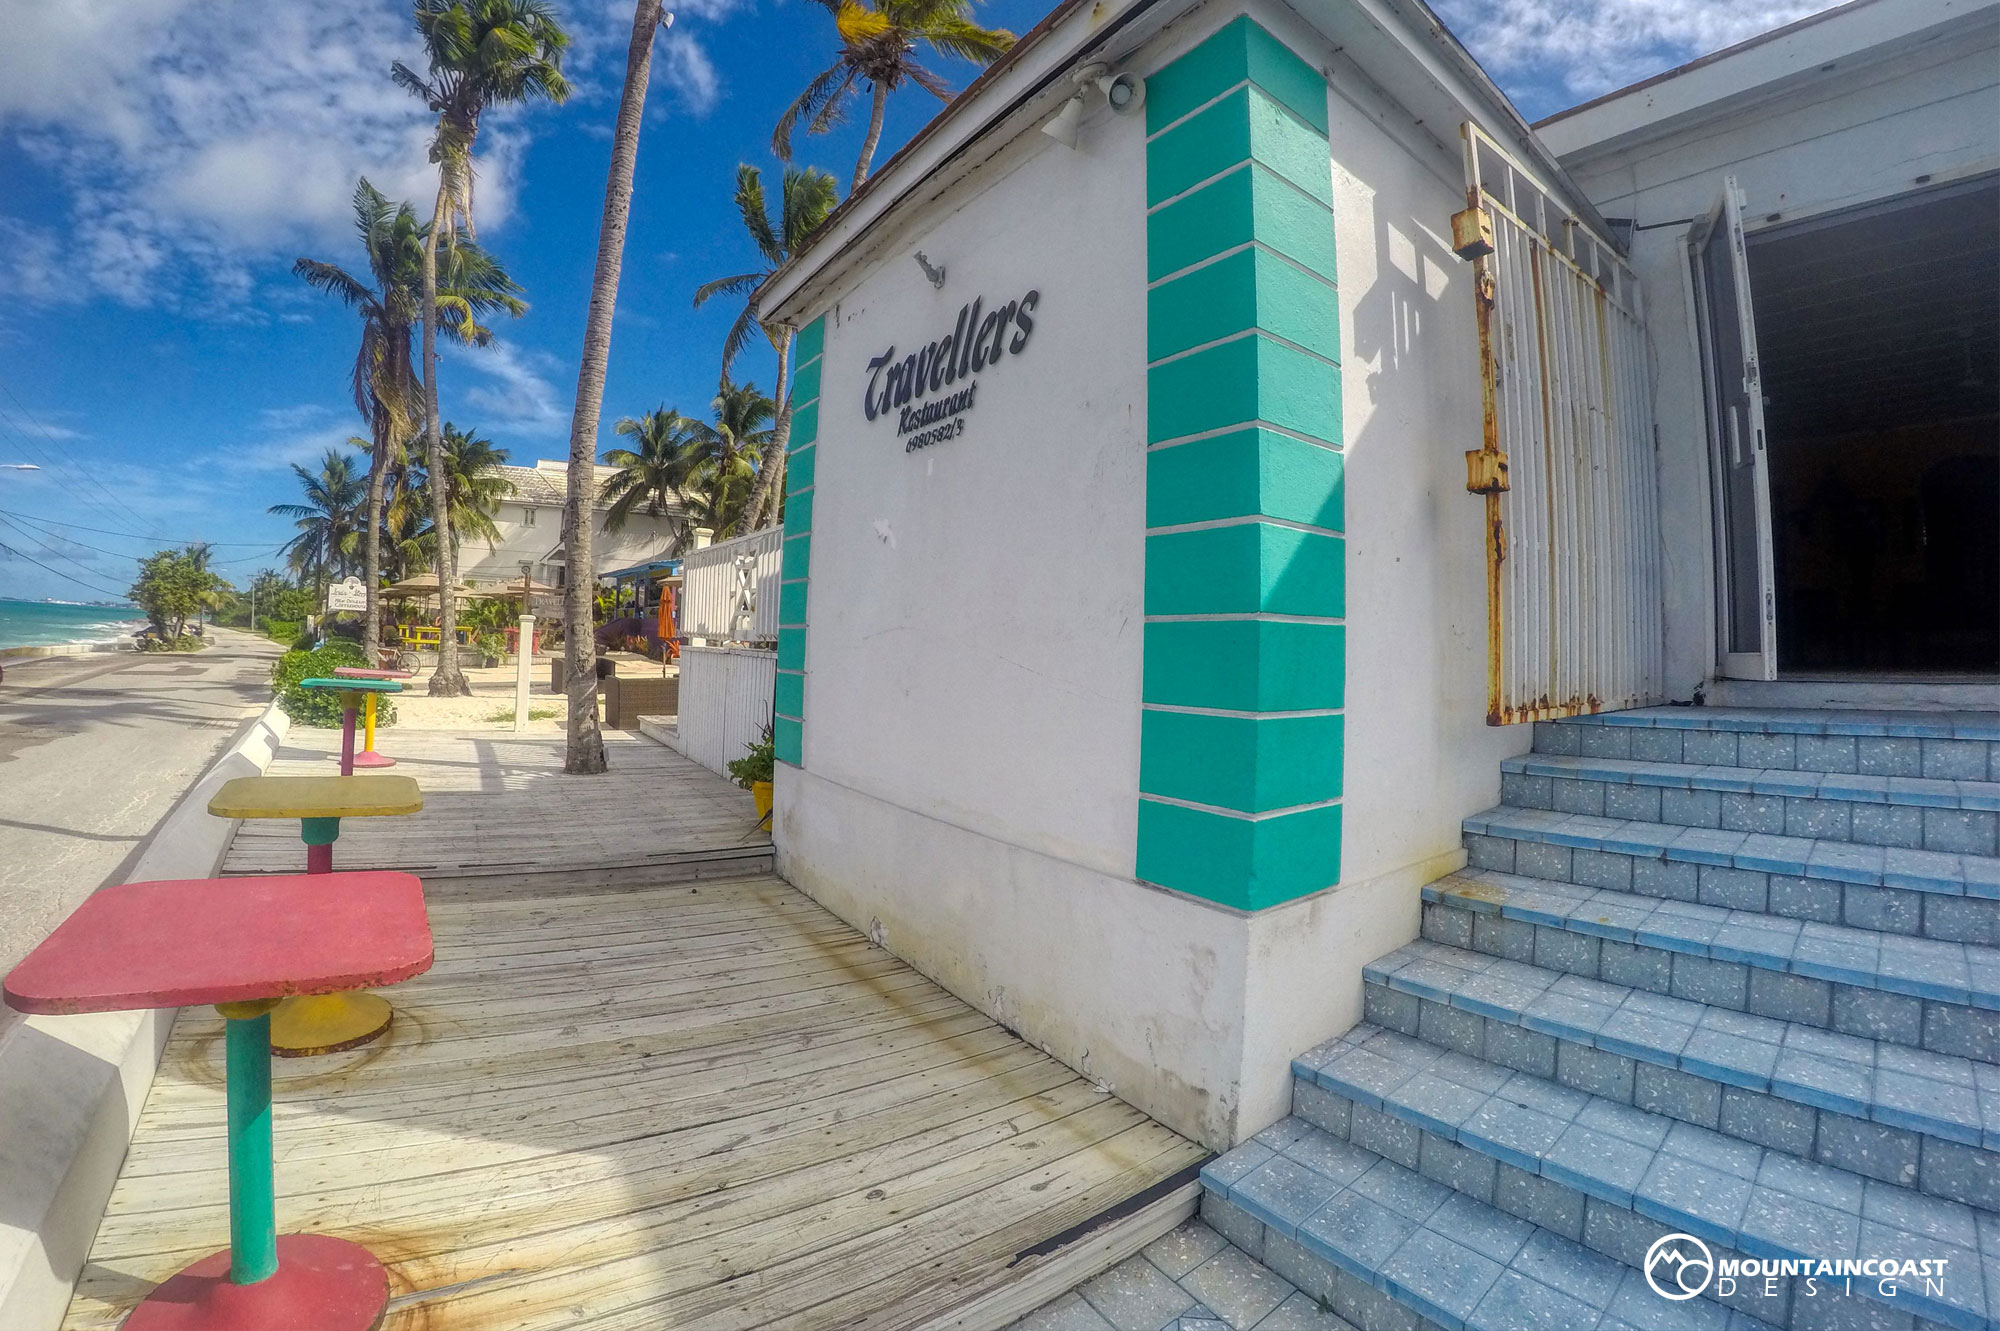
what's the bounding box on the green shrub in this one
[271,641,397,728]
[726,726,775,790]
[264,620,299,643]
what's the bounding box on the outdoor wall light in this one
[1041,62,1144,149]
[1040,92,1086,149]
[1097,70,1145,115]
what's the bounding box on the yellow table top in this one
[208,775,423,820]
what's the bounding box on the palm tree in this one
[271,450,366,599]
[294,178,523,662]
[413,424,512,565]
[775,0,1013,192]
[396,0,570,696]
[699,378,776,532]
[601,408,708,536]
[694,166,837,530]
[561,0,666,775]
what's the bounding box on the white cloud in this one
[455,340,573,435]
[1432,0,1842,109]
[0,0,558,309]
[659,33,723,115]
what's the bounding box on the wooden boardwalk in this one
[223,728,775,880]
[63,729,1205,1329]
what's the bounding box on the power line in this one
[0,539,131,599]
[0,506,277,547]
[0,513,143,562]
[0,379,168,538]
[0,513,135,593]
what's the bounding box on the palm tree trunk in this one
[853,81,889,193]
[421,179,469,697]
[743,330,793,530]
[363,429,389,664]
[563,0,665,775]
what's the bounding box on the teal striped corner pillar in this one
[774,314,825,768]
[1138,17,1344,912]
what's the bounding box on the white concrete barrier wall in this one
[0,699,289,1330]
[663,646,776,779]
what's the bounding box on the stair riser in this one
[1421,899,2000,1061]
[1288,1079,1973,1331]
[1499,771,2000,856]
[1360,981,2000,1211]
[1199,1192,1460,1331]
[1536,721,2000,782]
[1464,831,2000,946]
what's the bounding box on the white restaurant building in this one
[742,0,1999,1319]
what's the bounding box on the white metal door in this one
[1460,123,1667,725]
[1691,178,1778,681]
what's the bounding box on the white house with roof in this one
[457,458,683,591]
[731,0,1997,1325]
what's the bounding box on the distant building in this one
[457,458,682,591]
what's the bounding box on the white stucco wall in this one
[775,0,1546,1149]
[1547,16,2000,690]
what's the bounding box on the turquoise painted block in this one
[1136,799,1342,909]
[1148,429,1343,530]
[777,577,810,627]
[789,400,820,450]
[781,531,811,583]
[1143,619,1343,711]
[795,316,825,365]
[1146,86,1331,209]
[783,486,814,538]
[1149,247,1338,364]
[786,443,816,495]
[1140,710,1342,812]
[775,669,804,719]
[1147,334,1339,445]
[1145,523,1344,617]
[774,715,803,765]
[1146,16,1329,136]
[1147,164,1336,284]
[776,627,806,672]
[789,357,822,409]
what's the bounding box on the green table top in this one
[299,677,402,693]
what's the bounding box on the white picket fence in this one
[663,646,777,779]
[679,527,782,645]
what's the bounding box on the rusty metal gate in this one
[1456,122,1665,726]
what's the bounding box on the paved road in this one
[0,628,281,982]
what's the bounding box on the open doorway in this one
[1744,178,2000,675]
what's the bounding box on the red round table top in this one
[334,667,414,680]
[2,872,433,1015]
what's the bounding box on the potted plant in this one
[728,726,776,822]
[475,631,507,668]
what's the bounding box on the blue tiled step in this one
[1464,806,2000,943]
[1202,1117,1769,1331]
[1290,1024,1996,1331]
[1423,870,2000,1018]
[1500,754,2000,844]
[1361,939,2000,1208]
[1546,706,2000,742]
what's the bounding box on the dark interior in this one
[1748,178,2000,674]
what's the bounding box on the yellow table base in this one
[269,992,393,1058]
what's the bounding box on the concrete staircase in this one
[1200,707,2000,1331]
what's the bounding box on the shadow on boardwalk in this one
[63,727,1205,1329]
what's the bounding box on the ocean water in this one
[0,598,148,651]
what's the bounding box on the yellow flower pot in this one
[753,780,774,821]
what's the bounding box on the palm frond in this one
[773,63,853,159]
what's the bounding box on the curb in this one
[0,695,290,1330]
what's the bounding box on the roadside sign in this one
[326,576,368,612]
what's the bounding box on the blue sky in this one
[0,0,1833,602]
